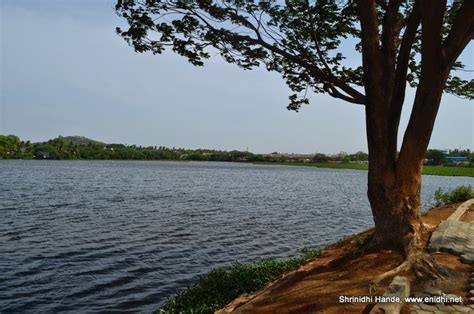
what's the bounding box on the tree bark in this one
[367,157,424,253]
[359,0,452,258]
[366,75,447,255]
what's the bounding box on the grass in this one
[350,233,374,249]
[420,166,474,177]
[158,247,321,314]
[253,162,474,177]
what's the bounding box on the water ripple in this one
[1,160,472,313]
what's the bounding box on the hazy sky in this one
[1,0,473,154]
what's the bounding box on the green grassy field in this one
[253,162,474,177]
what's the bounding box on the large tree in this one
[116,0,473,281]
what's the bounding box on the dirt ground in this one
[219,202,471,314]
[461,203,474,223]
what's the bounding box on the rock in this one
[418,303,438,310]
[460,254,474,264]
[369,276,410,314]
[370,303,402,314]
[388,276,410,299]
[424,287,443,296]
[452,304,472,313]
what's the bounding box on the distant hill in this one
[63,136,106,146]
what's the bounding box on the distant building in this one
[445,156,468,163]
[262,152,313,162]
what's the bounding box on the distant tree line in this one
[311,151,369,163]
[1,135,472,167]
[0,135,267,162]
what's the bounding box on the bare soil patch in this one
[461,203,474,223]
[220,203,471,314]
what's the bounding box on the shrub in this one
[434,185,474,206]
[159,247,321,314]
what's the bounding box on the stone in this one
[470,290,474,297]
[444,294,463,305]
[469,297,474,304]
[460,254,474,264]
[447,244,464,255]
[389,276,410,298]
[448,199,474,221]
[418,303,437,310]
[424,287,443,296]
[433,306,455,314]
[369,276,410,314]
[452,305,472,312]
[370,302,401,314]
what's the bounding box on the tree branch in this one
[381,0,402,93]
[390,1,421,118]
[192,7,366,104]
[376,0,388,10]
[303,0,366,104]
[357,0,383,105]
[419,0,446,80]
[397,0,447,172]
[304,0,333,74]
[324,83,365,105]
[443,0,474,70]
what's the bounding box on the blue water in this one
[1,160,472,312]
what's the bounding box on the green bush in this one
[158,248,321,314]
[434,185,474,206]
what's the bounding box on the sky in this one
[1,0,473,154]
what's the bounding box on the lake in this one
[1,160,472,313]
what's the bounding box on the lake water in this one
[1,160,472,313]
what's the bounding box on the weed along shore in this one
[253,162,474,178]
[159,187,474,313]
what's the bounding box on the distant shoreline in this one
[253,161,474,178]
[2,159,473,177]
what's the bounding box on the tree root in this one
[369,251,448,293]
[372,260,411,285]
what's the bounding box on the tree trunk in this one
[365,101,425,254]
[366,76,446,255]
[367,160,424,253]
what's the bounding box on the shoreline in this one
[1,159,473,177]
[253,161,474,177]
[218,201,474,313]
[159,199,474,313]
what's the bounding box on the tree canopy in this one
[115,0,474,269]
[115,0,473,111]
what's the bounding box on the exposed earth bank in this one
[219,202,474,313]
